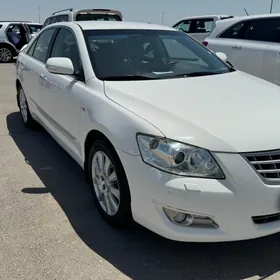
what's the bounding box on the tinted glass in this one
[50,16,57,24]
[219,21,247,39]
[57,15,68,22]
[243,18,280,43]
[50,28,80,71]
[76,13,122,21]
[83,29,231,80]
[32,28,56,62]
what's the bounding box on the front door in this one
[40,27,86,159]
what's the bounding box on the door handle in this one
[232,45,242,50]
[39,74,47,81]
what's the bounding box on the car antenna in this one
[244,8,249,15]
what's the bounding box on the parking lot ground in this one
[1,63,280,280]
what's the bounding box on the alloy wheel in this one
[0,48,12,62]
[91,151,120,216]
[19,89,28,123]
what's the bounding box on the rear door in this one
[189,18,215,42]
[222,18,280,82]
[19,28,57,114]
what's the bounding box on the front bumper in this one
[117,150,280,242]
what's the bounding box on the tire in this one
[17,86,37,129]
[88,139,133,227]
[0,45,14,63]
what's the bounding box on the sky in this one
[1,0,280,26]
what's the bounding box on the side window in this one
[57,15,69,22]
[9,24,21,35]
[32,28,56,62]
[50,16,58,24]
[43,18,51,28]
[174,20,191,33]
[219,21,247,39]
[243,18,280,43]
[192,19,214,33]
[50,28,81,73]
[26,39,37,56]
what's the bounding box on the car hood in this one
[104,71,280,153]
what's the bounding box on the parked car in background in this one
[42,8,123,28]
[15,21,280,243]
[203,13,280,86]
[0,22,32,62]
[173,15,234,42]
[26,23,42,37]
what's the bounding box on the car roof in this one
[51,21,175,31]
[174,14,232,22]
[208,13,280,38]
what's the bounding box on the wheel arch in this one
[84,129,118,183]
[0,42,17,55]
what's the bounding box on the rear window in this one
[75,13,122,21]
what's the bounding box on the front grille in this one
[252,212,280,224]
[243,150,280,181]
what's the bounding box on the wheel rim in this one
[0,48,12,62]
[19,89,28,123]
[92,151,120,216]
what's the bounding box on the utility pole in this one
[270,0,274,13]
[38,5,41,23]
[161,12,164,24]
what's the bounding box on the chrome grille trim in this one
[242,150,280,183]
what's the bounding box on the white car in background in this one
[15,21,280,242]
[203,13,280,86]
[173,15,234,42]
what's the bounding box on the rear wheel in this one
[88,139,133,227]
[0,46,13,63]
[18,86,36,129]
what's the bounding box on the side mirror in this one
[216,52,227,62]
[46,57,74,75]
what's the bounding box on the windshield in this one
[28,24,42,34]
[83,29,233,80]
[76,13,122,21]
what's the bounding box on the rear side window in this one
[0,25,2,29]
[75,13,122,21]
[27,39,37,56]
[242,18,280,43]
[57,15,69,22]
[32,28,56,62]
[192,18,214,33]
[220,18,280,43]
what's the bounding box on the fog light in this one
[163,207,218,228]
[163,208,194,226]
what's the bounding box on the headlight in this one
[136,134,225,179]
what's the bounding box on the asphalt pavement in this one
[0,63,280,280]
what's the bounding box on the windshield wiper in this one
[101,75,159,81]
[174,71,223,78]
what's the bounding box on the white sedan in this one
[15,21,280,242]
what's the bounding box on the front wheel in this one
[88,140,132,227]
